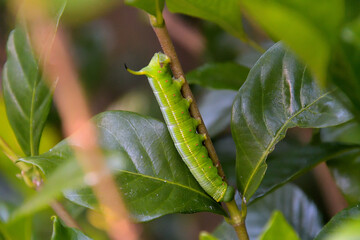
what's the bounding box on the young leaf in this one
[315,205,360,240]
[166,0,245,40]
[240,0,343,82]
[12,159,84,220]
[252,142,360,203]
[18,111,225,222]
[213,184,322,240]
[259,211,300,240]
[231,42,352,201]
[186,62,249,90]
[2,3,66,156]
[51,216,92,240]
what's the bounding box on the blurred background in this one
[0,1,353,239]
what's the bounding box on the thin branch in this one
[0,136,19,164]
[313,162,348,217]
[148,13,248,239]
[149,14,227,181]
[50,201,82,230]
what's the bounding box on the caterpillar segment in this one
[126,52,235,202]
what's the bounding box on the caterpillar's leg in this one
[192,117,202,127]
[173,76,185,90]
[185,97,193,108]
[199,133,207,142]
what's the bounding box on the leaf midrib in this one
[119,169,211,199]
[242,90,334,198]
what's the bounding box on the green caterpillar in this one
[126,53,234,202]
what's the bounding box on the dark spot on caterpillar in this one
[124,64,128,70]
[159,62,164,68]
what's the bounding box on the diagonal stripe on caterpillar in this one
[126,53,234,202]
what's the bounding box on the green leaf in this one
[198,90,237,137]
[252,142,360,203]
[51,216,92,240]
[0,216,32,240]
[213,184,322,240]
[327,151,360,205]
[241,0,344,82]
[259,211,300,240]
[18,111,225,222]
[125,0,164,16]
[328,17,360,119]
[199,231,219,240]
[54,0,119,25]
[166,0,245,40]
[325,217,360,240]
[186,63,249,90]
[321,121,360,145]
[2,4,66,156]
[315,205,360,240]
[231,42,352,200]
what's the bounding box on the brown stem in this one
[149,15,227,181]
[313,162,348,217]
[50,201,82,230]
[149,14,248,239]
[227,199,249,240]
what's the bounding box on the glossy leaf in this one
[213,184,322,240]
[198,90,237,137]
[18,111,225,222]
[166,0,245,40]
[259,211,300,240]
[321,121,360,145]
[51,216,92,240]
[186,63,249,90]
[125,0,164,16]
[231,42,352,200]
[315,205,360,240]
[252,142,360,203]
[2,4,66,156]
[241,0,343,81]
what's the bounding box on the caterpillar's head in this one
[126,52,171,78]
